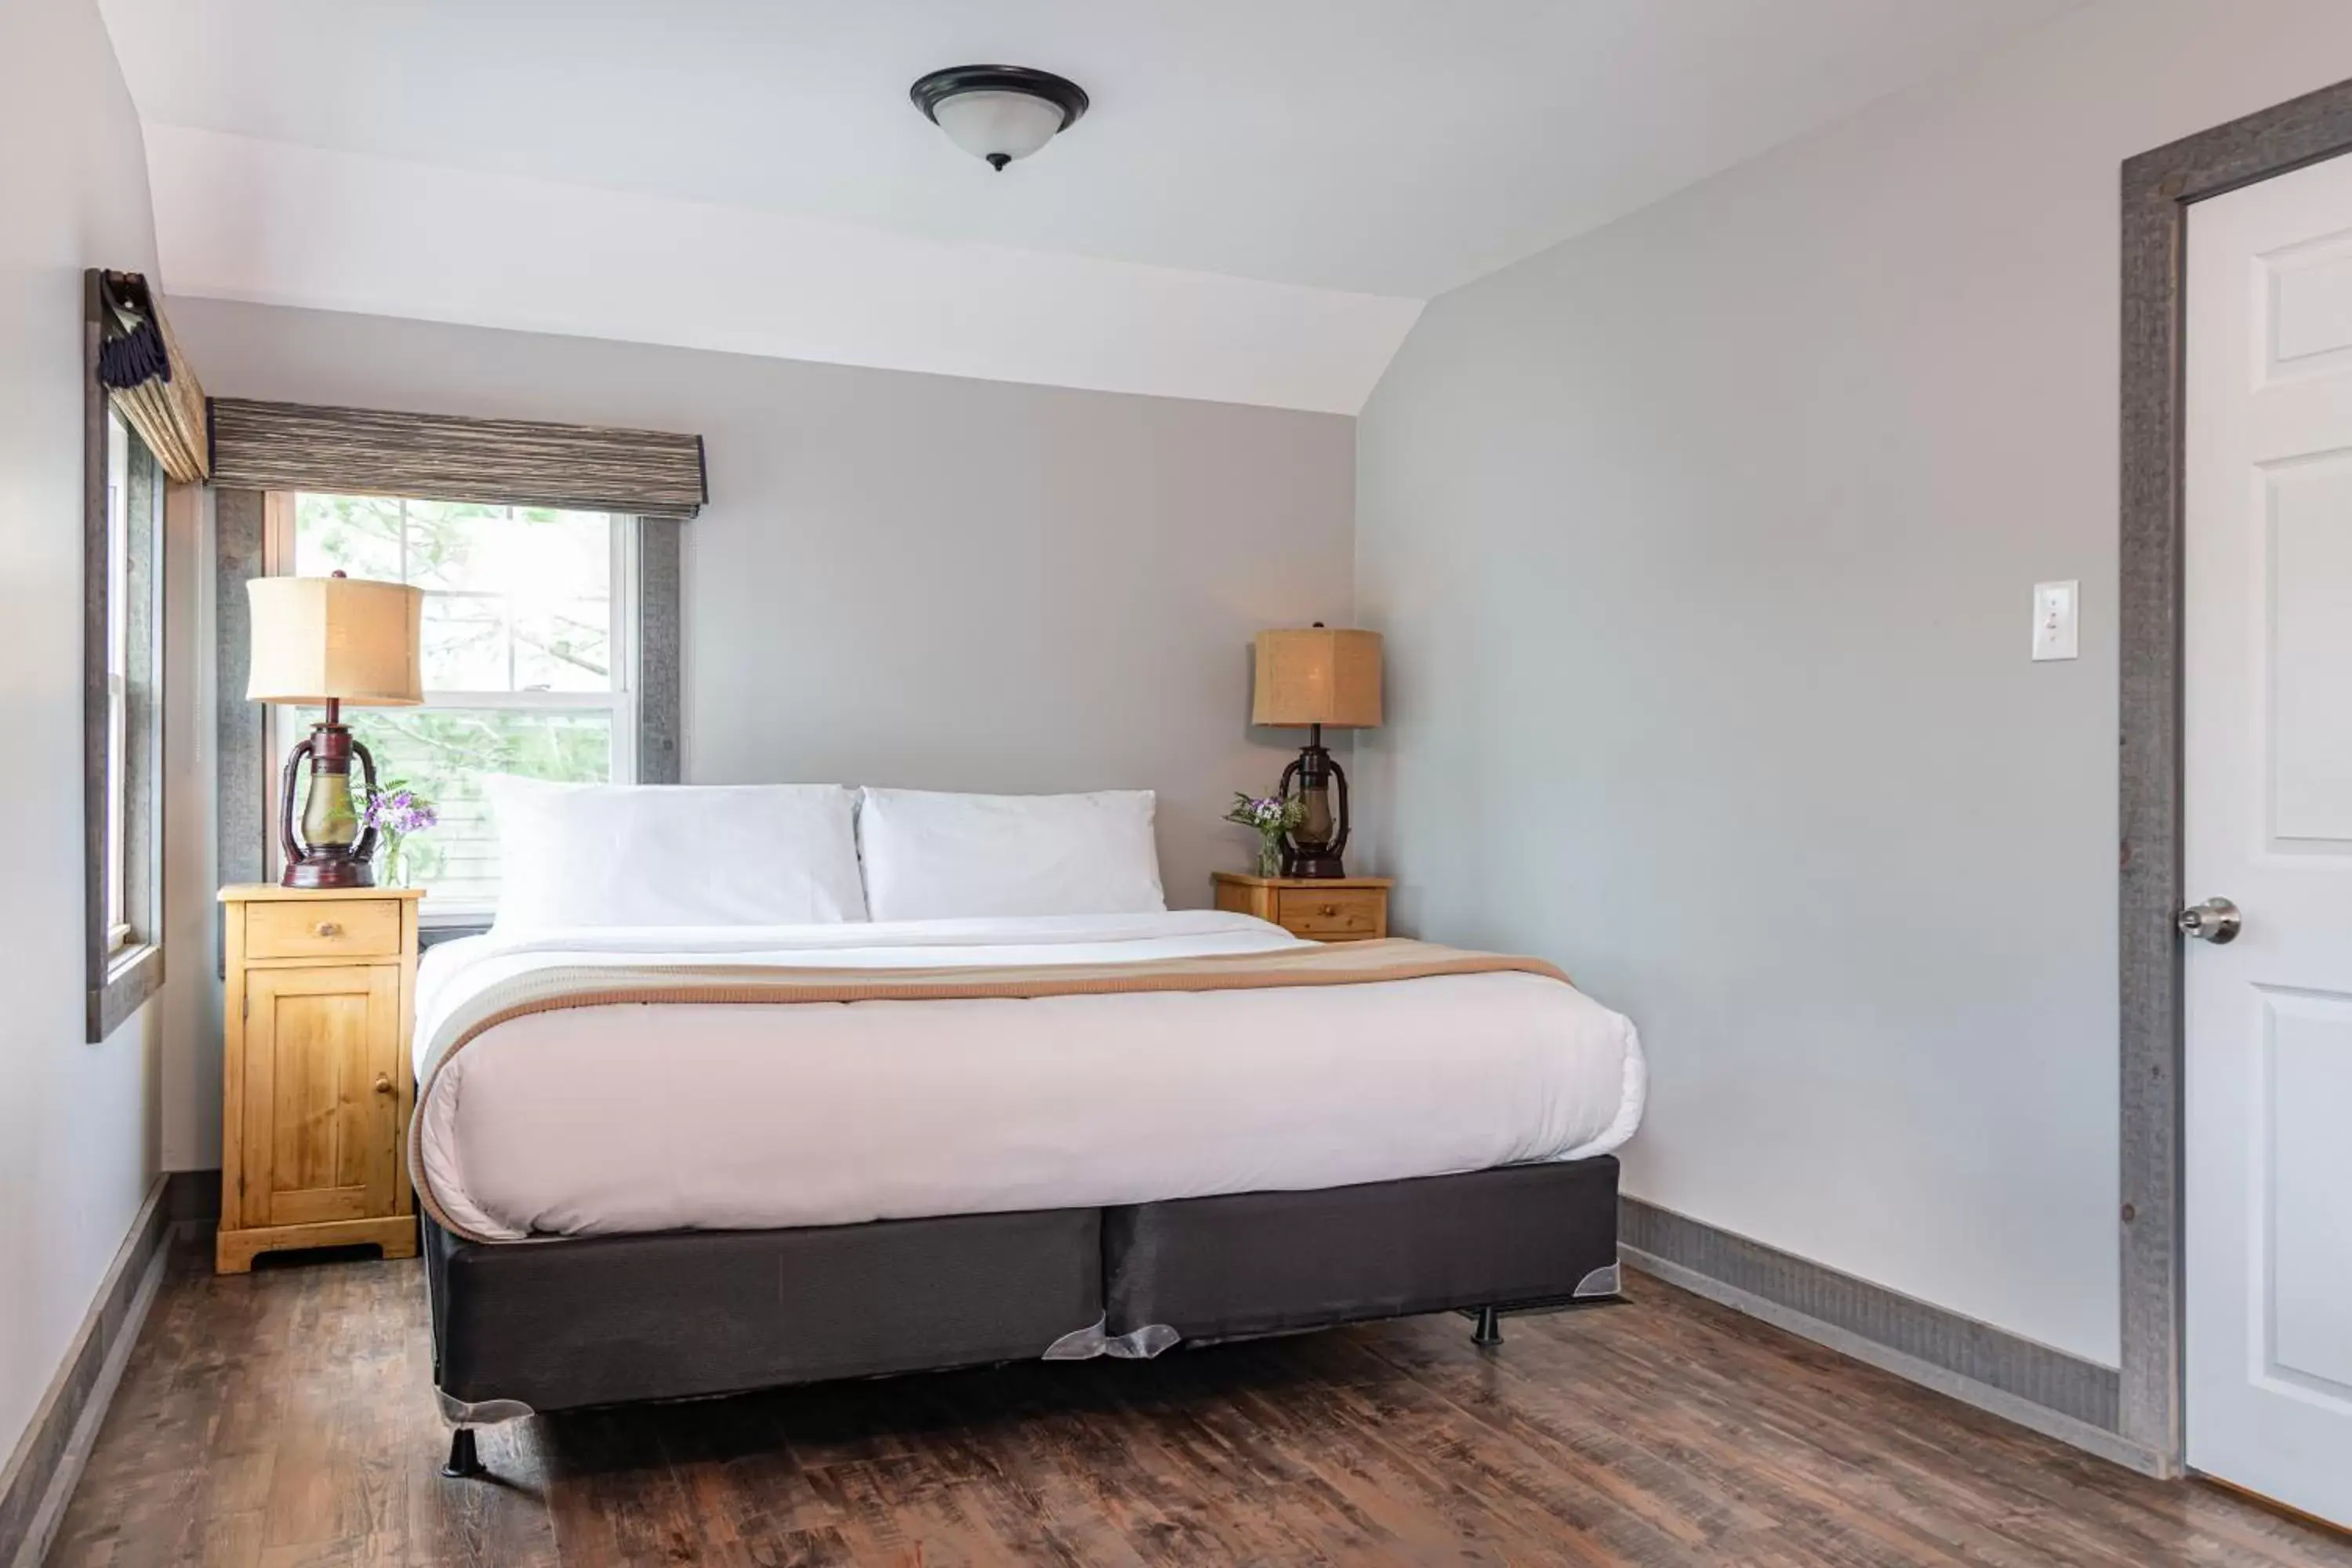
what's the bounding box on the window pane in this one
[107,411,128,676]
[107,680,125,937]
[401,498,512,592]
[421,593,509,691]
[105,412,129,936]
[292,706,614,909]
[291,495,615,694]
[293,493,404,580]
[514,600,613,691]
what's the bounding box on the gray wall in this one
[0,0,165,1475]
[1354,0,2352,1367]
[165,299,1357,1168]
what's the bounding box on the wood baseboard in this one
[0,1175,173,1568]
[1621,1196,2172,1479]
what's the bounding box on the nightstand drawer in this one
[1274,887,1386,940]
[244,898,405,960]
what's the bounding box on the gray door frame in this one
[2118,76,2352,1466]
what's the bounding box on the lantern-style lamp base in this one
[279,702,380,889]
[1278,724,1352,879]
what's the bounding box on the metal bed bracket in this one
[434,1389,537,1428]
[1042,1316,1181,1361]
[434,1389,536,1480]
[1457,1262,1629,1345]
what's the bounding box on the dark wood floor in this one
[45,1239,2352,1567]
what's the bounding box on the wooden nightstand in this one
[216,884,424,1274]
[1212,872,1392,943]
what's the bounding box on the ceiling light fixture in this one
[909,64,1089,171]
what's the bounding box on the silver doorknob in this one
[2178,898,2241,944]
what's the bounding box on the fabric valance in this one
[207,398,707,519]
[91,271,210,483]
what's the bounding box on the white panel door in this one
[2185,150,2352,1529]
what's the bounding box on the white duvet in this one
[413,912,1645,1240]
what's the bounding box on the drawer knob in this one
[373,1073,394,1097]
[314,920,343,938]
[1320,905,1339,917]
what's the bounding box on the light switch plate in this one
[2032,579,2078,662]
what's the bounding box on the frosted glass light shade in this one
[246,575,423,706]
[932,90,1067,167]
[913,67,1088,171]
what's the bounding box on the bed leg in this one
[1471,1306,1503,1347]
[441,1427,486,1480]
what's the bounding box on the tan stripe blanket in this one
[409,938,1572,1239]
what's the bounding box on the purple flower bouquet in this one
[362,782,439,889]
[1224,790,1306,877]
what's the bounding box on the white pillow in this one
[482,778,868,928]
[857,788,1166,921]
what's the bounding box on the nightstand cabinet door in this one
[238,964,404,1229]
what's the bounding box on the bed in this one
[411,784,1646,1479]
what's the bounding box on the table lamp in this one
[246,571,423,888]
[1252,624,1383,878]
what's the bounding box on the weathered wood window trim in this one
[85,271,167,1041]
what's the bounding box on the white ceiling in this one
[101,0,2078,408]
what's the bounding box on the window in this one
[86,399,165,1040]
[104,409,131,951]
[267,495,636,917]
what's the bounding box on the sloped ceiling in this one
[103,0,2078,412]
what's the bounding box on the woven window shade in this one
[208,398,707,518]
[91,271,210,483]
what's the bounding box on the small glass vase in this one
[379,840,408,889]
[1256,838,1286,878]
